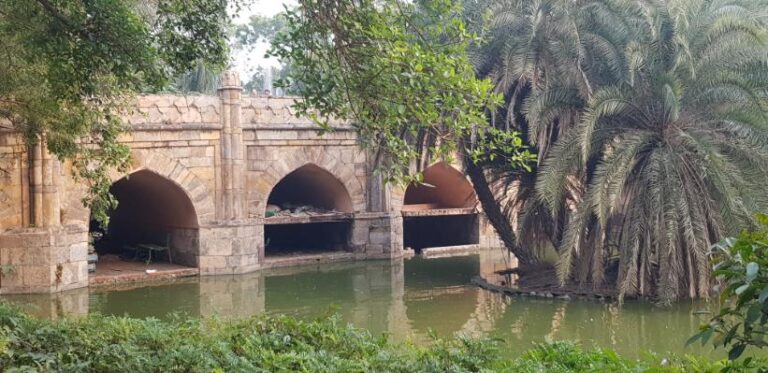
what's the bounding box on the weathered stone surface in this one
[0,75,505,295]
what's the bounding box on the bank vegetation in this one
[0,303,758,372]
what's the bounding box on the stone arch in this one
[88,149,215,268]
[109,169,199,228]
[110,150,215,224]
[400,161,478,212]
[397,161,481,251]
[267,164,354,213]
[254,154,365,218]
[259,159,361,257]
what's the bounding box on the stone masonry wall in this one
[198,222,261,275]
[0,72,507,294]
[0,225,88,294]
[0,133,29,230]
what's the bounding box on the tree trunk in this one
[464,153,537,266]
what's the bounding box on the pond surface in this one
[2,249,721,359]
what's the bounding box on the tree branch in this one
[36,0,76,29]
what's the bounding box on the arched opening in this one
[402,162,479,251]
[264,164,354,257]
[90,169,200,274]
[403,162,477,210]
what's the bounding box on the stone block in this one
[201,238,232,256]
[227,254,254,268]
[23,265,54,287]
[369,231,391,245]
[69,242,88,263]
[199,131,220,141]
[0,265,23,288]
[188,140,213,147]
[0,232,51,249]
[171,147,192,158]
[185,157,214,168]
[199,255,227,269]
[189,146,209,157]
[351,224,370,245]
[366,245,384,255]
[231,238,248,256]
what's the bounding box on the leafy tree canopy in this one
[234,12,288,46]
[269,0,535,184]
[0,0,237,224]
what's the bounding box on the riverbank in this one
[0,303,751,372]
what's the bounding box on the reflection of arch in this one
[405,288,480,336]
[402,162,477,211]
[403,255,481,336]
[267,164,353,213]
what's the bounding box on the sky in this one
[230,0,296,81]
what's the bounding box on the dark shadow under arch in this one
[264,164,354,257]
[403,162,477,210]
[91,169,200,267]
[267,164,354,213]
[402,162,479,251]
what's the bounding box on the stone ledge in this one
[401,208,478,217]
[420,245,482,259]
[90,267,199,288]
[126,123,222,131]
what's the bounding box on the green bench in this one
[124,233,172,265]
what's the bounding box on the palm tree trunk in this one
[463,153,537,266]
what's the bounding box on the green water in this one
[2,249,721,359]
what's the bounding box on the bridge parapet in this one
[121,94,348,131]
[125,95,221,128]
[241,96,350,130]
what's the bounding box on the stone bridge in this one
[0,73,500,294]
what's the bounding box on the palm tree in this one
[536,0,768,302]
[467,0,639,265]
[173,62,221,95]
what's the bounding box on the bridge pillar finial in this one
[218,70,242,91]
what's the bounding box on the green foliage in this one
[172,62,222,95]
[0,304,756,372]
[691,215,768,361]
[232,11,300,95]
[543,0,768,302]
[499,341,753,373]
[0,303,497,372]
[475,0,768,302]
[0,0,236,226]
[269,0,533,183]
[234,13,288,46]
[243,65,302,96]
[469,127,536,173]
[0,266,15,276]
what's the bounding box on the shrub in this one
[690,214,768,363]
[0,303,759,372]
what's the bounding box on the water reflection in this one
[1,249,719,358]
